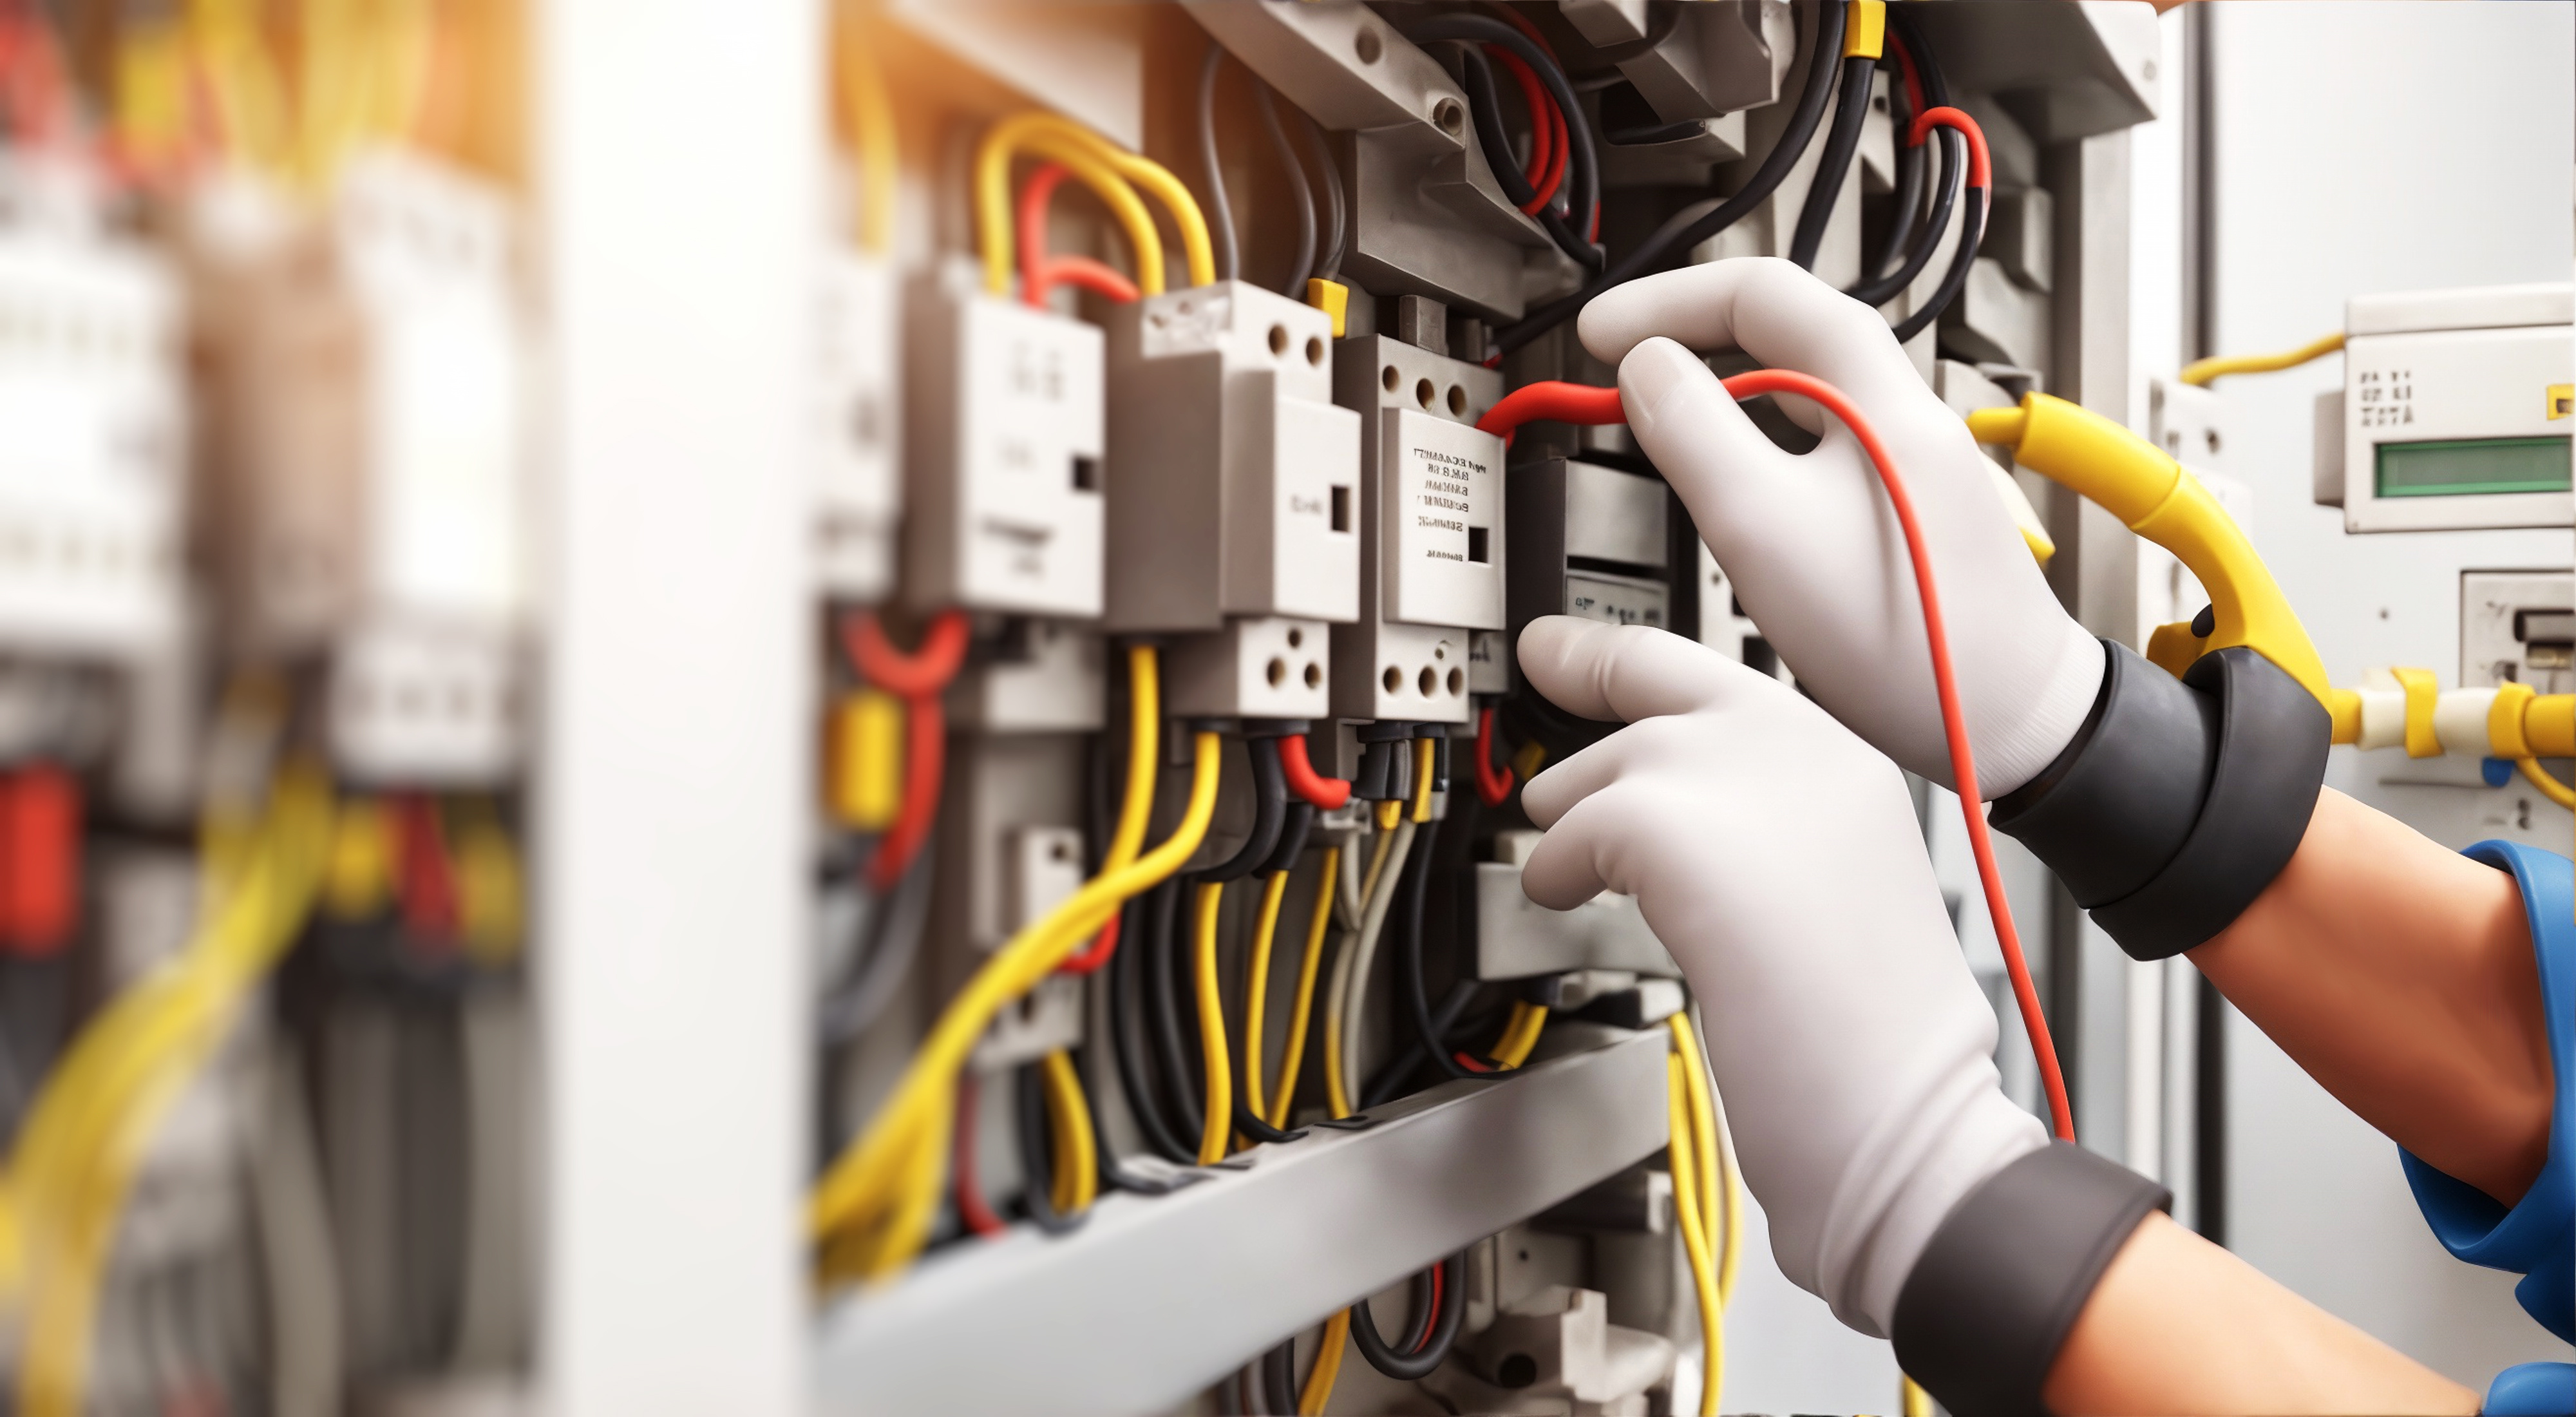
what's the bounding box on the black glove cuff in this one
[1891,1142,2171,1417]
[1992,642,2329,961]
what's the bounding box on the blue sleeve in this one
[2400,840,2573,1346]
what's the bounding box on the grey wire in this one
[1291,106,1345,282]
[819,839,938,1045]
[1250,79,1316,294]
[1198,41,1240,283]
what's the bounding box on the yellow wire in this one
[1040,1049,1097,1215]
[1667,1052,1725,1417]
[2177,331,2344,387]
[833,2,898,257]
[1009,111,1215,287]
[1669,1016,1727,1302]
[973,113,1168,298]
[1410,737,1436,823]
[1492,1001,1549,1069]
[1191,880,1235,1164]
[1267,851,1337,1130]
[189,0,294,176]
[1300,1309,1351,1415]
[2518,756,2576,810]
[1241,869,1291,1123]
[1901,1374,1934,1417]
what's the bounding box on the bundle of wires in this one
[974,108,1216,302]
[1665,1013,1741,1416]
[1194,41,1346,298]
[1,758,336,1416]
[1401,11,1604,273]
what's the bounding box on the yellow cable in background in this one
[1267,851,1338,1130]
[973,114,1173,298]
[1241,869,1291,1123]
[1039,1049,1097,1217]
[1901,1374,1935,1417]
[1410,738,1435,823]
[1014,111,1215,287]
[1373,796,1401,832]
[813,728,1222,1281]
[1299,1309,1352,1415]
[1667,1052,1724,1417]
[2178,331,2344,387]
[833,3,898,256]
[2517,756,2576,810]
[1191,881,1235,1165]
[1491,1001,1549,1070]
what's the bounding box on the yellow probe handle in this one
[1965,394,2358,736]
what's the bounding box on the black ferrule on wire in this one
[1493,0,1846,360]
[1399,13,1604,270]
[1788,53,1879,271]
[1193,737,1287,883]
[1888,182,1985,345]
[1108,886,1197,1166]
[1250,77,1316,294]
[1261,803,1315,877]
[1350,1251,1468,1380]
[1445,41,1596,272]
[1014,1061,1089,1235]
[1196,43,1239,285]
[1848,129,1959,309]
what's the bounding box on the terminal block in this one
[1104,280,1359,632]
[1331,334,1506,724]
[1506,457,1676,639]
[814,251,900,603]
[0,208,185,659]
[903,265,1104,618]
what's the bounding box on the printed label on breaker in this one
[1564,572,1668,629]
[1385,409,1504,630]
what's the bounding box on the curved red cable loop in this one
[1490,46,1567,215]
[1020,160,1144,309]
[1908,105,1992,194]
[842,609,973,892]
[1473,705,1515,806]
[1056,911,1120,976]
[1278,732,1352,810]
[1889,30,1927,120]
[844,609,972,697]
[1466,373,2078,1143]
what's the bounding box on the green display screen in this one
[2375,435,2573,499]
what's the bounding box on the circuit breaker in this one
[1331,332,1505,723]
[903,263,1106,618]
[1507,458,1674,636]
[815,251,902,603]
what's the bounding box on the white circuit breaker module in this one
[2317,281,2573,532]
[815,251,901,603]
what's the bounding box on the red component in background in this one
[396,794,461,948]
[0,766,79,956]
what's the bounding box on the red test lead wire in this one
[1474,377,2077,1143]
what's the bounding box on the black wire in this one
[1848,129,1957,309]
[1445,41,1596,272]
[1291,108,1345,282]
[1394,804,1475,1083]
[1249,79,1316,295]
[1398,14,1603,271]
[1144,880,1204,1142]
[1077,1027,1190,1194]
[1493,0,1846,361]
[1886,181,1984,344]
[1014,1061,1089,1235]
[1193,737,1287,883]
[1260,1338,1299,1415]
[1897,1,1953,109]
[1261,802,1315,877]
[1350,1251,1468,1381]
[1859,61,1924,289]
[1787,53,1877,271]
[1197,41,1240,284]
[1109,885,1197,1165]
[1361,978,1479,1109]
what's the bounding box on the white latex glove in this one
[1517,616,2045,1336]
[1578,257,2101,797]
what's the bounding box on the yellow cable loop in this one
[1267,850,1338,1130]
[2518,757,2576,810]
[1668,1016,1725,1303]
[2178,331,2345,388]
[1241,868,1292,1123]
[1192,880,1235,1164]
[1410,737,1436,823]
[1300,1309,1352,1415]
[1040,1049,1097,1215]
[811,728,1222,1280]
[1012,112,1215,287]
[1667,1052,1725,1417]
[973,113,1168,298]
[833,5,898,257]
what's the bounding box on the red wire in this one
[1473,705,1515,806]
[1452,1051,1494,1074]
[1891,33,1927,120]
[953,1072,1007,1238]
[1490,47,1566,214]
[1278,732,1352,810]
[1057,911,1120,976]
[396,794,460,948]
[1472,377,2077,1143]
[841,610,973,893]
[1018,161,1143,308]
[1909,106,1993,194]
[1409,1262,1446,1351]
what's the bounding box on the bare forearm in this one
[2045,1213,2476,1416]
[2188,788,2552,1204]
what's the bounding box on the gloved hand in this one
[1515,615,2047,1336]
[1577,256,2101,798]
